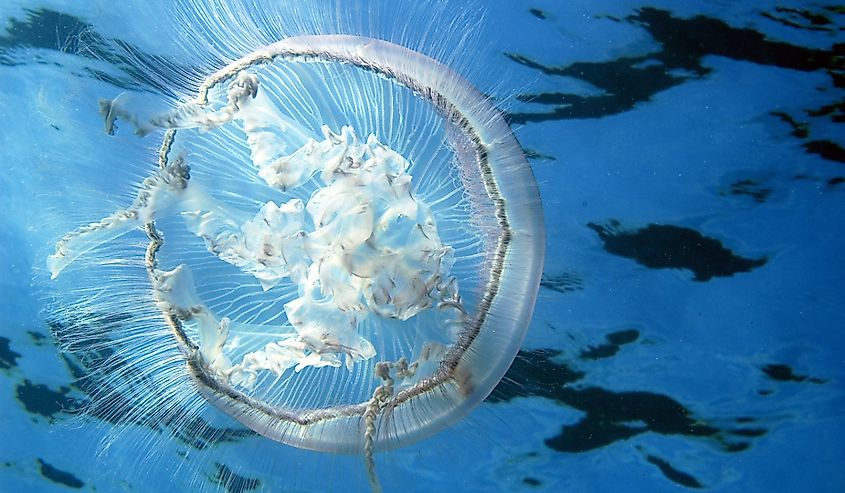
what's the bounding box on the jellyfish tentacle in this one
[103,71,260,136]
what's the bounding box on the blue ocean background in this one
[1,1,843,491]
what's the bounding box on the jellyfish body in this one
[48,29,542,478]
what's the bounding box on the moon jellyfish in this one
[47,13,543,492]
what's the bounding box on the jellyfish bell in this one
[44,3,543,491]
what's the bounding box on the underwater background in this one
[1,0,843,492]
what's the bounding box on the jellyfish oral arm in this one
[47,157,192,279]
[100,72,260,137]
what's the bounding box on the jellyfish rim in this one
[145,34,544,454]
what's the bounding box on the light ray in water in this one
[40,1,544,490]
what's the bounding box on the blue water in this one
[1,1,843,492]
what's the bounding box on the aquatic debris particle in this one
[770,111,809,138]
[803,140,845,164]
[761,7,836,32]
[587,221,766,281]
[27,330,48,346]
[644,454,703,489]
[523,477,543,487]
[606,329,639,345]
[528,8,547,20]
[771,111,845,165]
[0,336,21,369]
[579,329,639,360]
[762,364,826,384]
[722,178,772,204]
[37,458,85,489]
[14,380,78,422]
[523,148,556,162]
[540,271,583,293]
